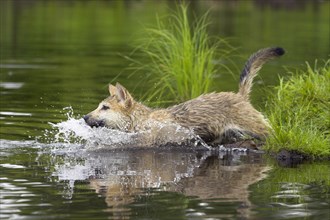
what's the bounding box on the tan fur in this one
[84,47,284,145]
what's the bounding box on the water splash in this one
[47,106,209,151]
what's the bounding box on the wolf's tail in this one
[238,47,285,99]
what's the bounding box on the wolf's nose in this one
[83,115,89,122]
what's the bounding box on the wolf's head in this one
[84,83,135,131]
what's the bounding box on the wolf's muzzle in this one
[83,115,105,128]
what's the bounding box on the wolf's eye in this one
[101,105,110,110]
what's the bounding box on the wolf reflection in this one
[64,149,270,217]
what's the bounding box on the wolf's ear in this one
[109,84,117,96]
[115,83,133,108]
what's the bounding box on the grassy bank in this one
[264,60,330,158]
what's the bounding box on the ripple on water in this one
[0,177,48,219]
[0,82,24,89]
[0,64,54,69]
[269,182,329,219]
[0,164,26,169]
[0,111,32,117]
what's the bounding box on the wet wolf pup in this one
[84,47,285,145]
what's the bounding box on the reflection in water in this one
[0,140,329,219]
[269,182,328,219]
[52,148,268,219]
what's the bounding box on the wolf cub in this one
[84,47,285,145]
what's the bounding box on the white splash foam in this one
[48,106,209,151]
[50,117,92,143]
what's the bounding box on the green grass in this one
[264,60,330,158]
[132,4,234,105]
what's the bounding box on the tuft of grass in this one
[132,4,234,105]
[264,60,330,158]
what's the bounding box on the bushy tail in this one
[239,47,285,99]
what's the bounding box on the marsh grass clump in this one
[133,5,234,105]
[265,60,330,158]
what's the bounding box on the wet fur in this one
[84,47,285,145]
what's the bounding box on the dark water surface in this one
[1,0,329,219]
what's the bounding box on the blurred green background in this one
[0,0,329,139]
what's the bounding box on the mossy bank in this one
[264,60,330,159]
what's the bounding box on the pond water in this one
[0,0,329,219]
